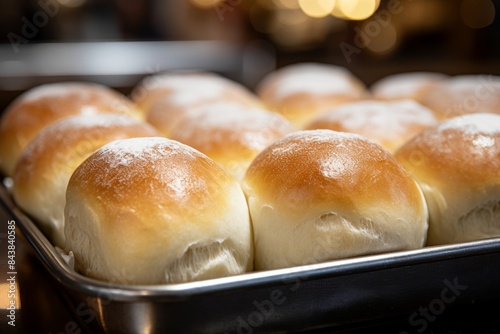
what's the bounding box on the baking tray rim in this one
[2,183,500,303]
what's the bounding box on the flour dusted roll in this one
[371,72,447,101]
[305,100,438,153]
[130,71,261,130]
[242,130,428,271]
[169,102,293,181]
[394,113,500,245]
[64,137,253,284]
[12,114,158,247]
[256,63,367,128]
[0,82,143,176]
[418,75,500,120]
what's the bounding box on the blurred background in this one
[0,0,499,109]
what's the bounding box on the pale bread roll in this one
[371,72,447,101]
[242,130,428,271]
[130,71,262,129]
[169,102,293,181]
[0,82,143,176]
[256,63,368,129]
[12,114,158,247]
[64,137,253,284]
[305,100,438,153]
[394,113,500,245]
[418,75,500,120]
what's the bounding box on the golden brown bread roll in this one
[256,63,368,129]
[130,71,262,126]
[305,100,439,153]
[0,82,143,176]
[169,102,293,181]
[242,130,428,271]
[394,113,500,245]
[64,137,253,284]
[12,114,159,247]
[418,75,500,120]
[371,72,447,101]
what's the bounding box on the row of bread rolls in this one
[0,64,498,286]
[0,80,257,285]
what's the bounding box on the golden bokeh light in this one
[299,0,336,18]
[189,0,223,9]
[364,22,399,54]
[335,0,380,20]
[273,0,301,10]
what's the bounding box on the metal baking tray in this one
[2,182,500,334]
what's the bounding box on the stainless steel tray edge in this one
[2,184,500,333]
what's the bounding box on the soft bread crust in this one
[371,72,447,101]
[242,130,428,270]
[256,63,368,128]
[12,114,158,247]
[169,102,293,181]
[130,72,262,123]
[417,75,500,120]
[64,137,253,284]
[305,100,438,153]
[394,113,500,245]
[0,82,143,176]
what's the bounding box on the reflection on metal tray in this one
[1,183,500,333]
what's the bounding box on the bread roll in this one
[256,63,367,128]
[130,71,261,124]
[418,75,500,120]
[0,82,143,176]
[394,113,500,245]
[371,72,447,101]
[242,130,428,271]
[64,137,253,284]
[169,102,293,181]
[12,114,158,247]
[305,100,438,153]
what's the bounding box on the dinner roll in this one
[12,114,158,247]
[394,113,500,245]
[0,82,142,176]
[371,72,447,101]
[305,100,438,153]
[418,75,500,120]
[242,130,428,271]
[130,71,261,122]
[65,137,253,284]
[169,102,293,181]
[256,63,367,128]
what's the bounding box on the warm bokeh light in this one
[276,8,309,25]
[189,0,223,9]
[270,8,333,48]
[273,0,301,9]
[364,22,399,54]
[331,4,347,19]
[299,0,336,18]
[460,0,496,29]
[335,0,380,20]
